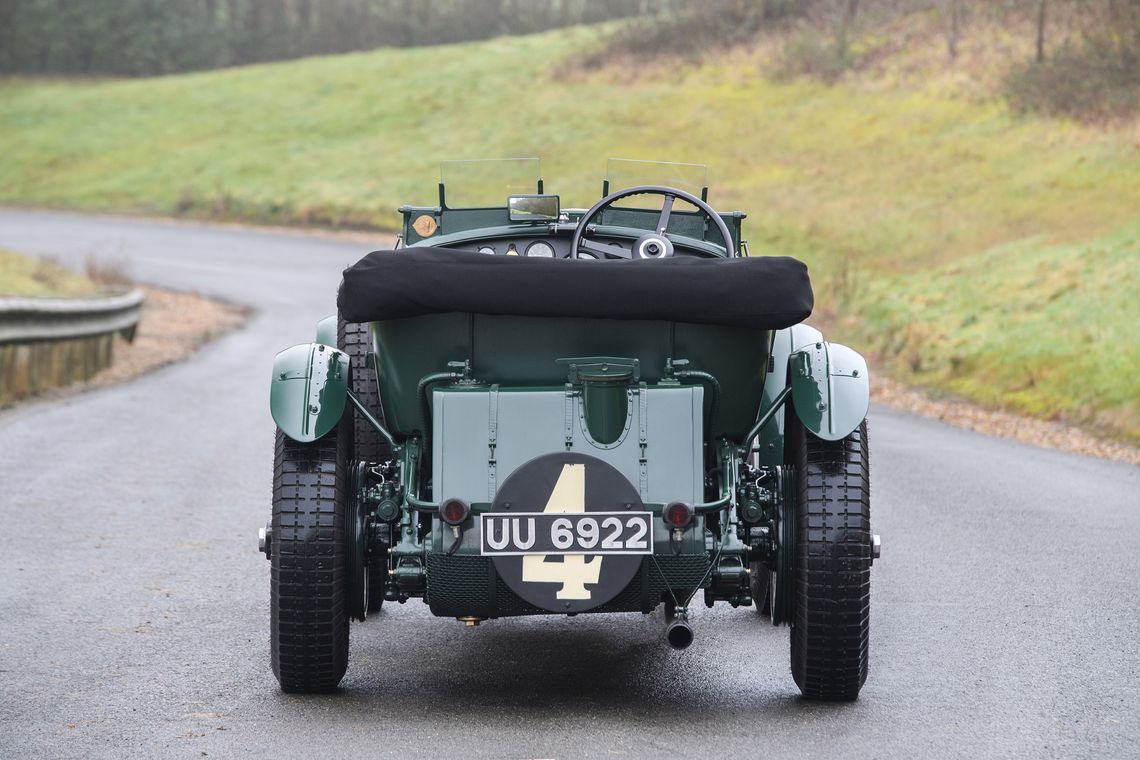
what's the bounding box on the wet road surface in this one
[1,210,1137,759]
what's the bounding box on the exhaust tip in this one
[666,620,694,650]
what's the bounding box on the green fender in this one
[756,324,822,463]
[789,340,869,441]
[270,342,349,442]
[315,314,338,347]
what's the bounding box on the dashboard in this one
[438,232,727,260]
[444,235,630,260]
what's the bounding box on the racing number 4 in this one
[521,464,602,600]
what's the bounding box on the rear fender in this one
[757,324,824,462]
[270,342,349,442]
[315,314,338,347]
[788,340,869,441]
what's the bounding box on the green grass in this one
[0,248,97,298]
[1,27,1137,440]
[858,223,1140,442]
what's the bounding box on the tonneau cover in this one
[337,248,812,329]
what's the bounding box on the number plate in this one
[480,512,654,556]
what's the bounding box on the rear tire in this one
[270,424,350,693]
[337,317,390,614]
[750,561,771,616]
[337,317,390,464]
[788,418,871,701]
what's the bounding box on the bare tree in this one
[1104,0,1140,70]
[841,0,859,60]
[1035,0,1047,62]
[945,0,962,60]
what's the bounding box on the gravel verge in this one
[88,285,247,387]
[873,374,1138,466]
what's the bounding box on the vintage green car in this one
[261,159,879,700]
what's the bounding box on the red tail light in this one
[663,501,694,529]
[440,498,471,526]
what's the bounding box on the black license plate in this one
[479,512,653,556]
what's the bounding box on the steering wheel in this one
[570,185,735,260]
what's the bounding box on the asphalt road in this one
[1,209,1137,759]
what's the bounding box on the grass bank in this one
[0,248,97,297]
[859,223,1139,441]
[1,26,1137,441]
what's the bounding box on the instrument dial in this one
[526,242,555,258]
[478,246,496,255]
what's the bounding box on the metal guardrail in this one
[0,289,144,344]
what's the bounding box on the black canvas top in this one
[337,248,813,329]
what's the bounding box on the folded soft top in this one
[337,248,813,329]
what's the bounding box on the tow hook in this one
[871,534,881,564]
[258,523,273,559]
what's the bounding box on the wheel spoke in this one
[579,237,630,259]
[657,194,674,234]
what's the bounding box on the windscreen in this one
[440,158,541,208]
[606,159,707,198]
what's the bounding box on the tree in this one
[945,0,963,60]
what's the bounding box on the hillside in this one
[1,24,1137,442]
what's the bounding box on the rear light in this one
[663,501,694,529]
[439,498,471,526]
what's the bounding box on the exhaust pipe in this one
[664,605,694,651]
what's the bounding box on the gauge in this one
[478,246,496,255]
[526,242,555,258]
[576,252,596,260]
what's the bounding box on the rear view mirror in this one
[508,195,560,222]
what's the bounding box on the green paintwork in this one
[370,313,770,444]
[270,342,349,443]
[582,381,629,445]
[407,221,542,248]
[757,324,823,464]
[315,314,338,347]
[559,357,639,445]
[789,340,869,441]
